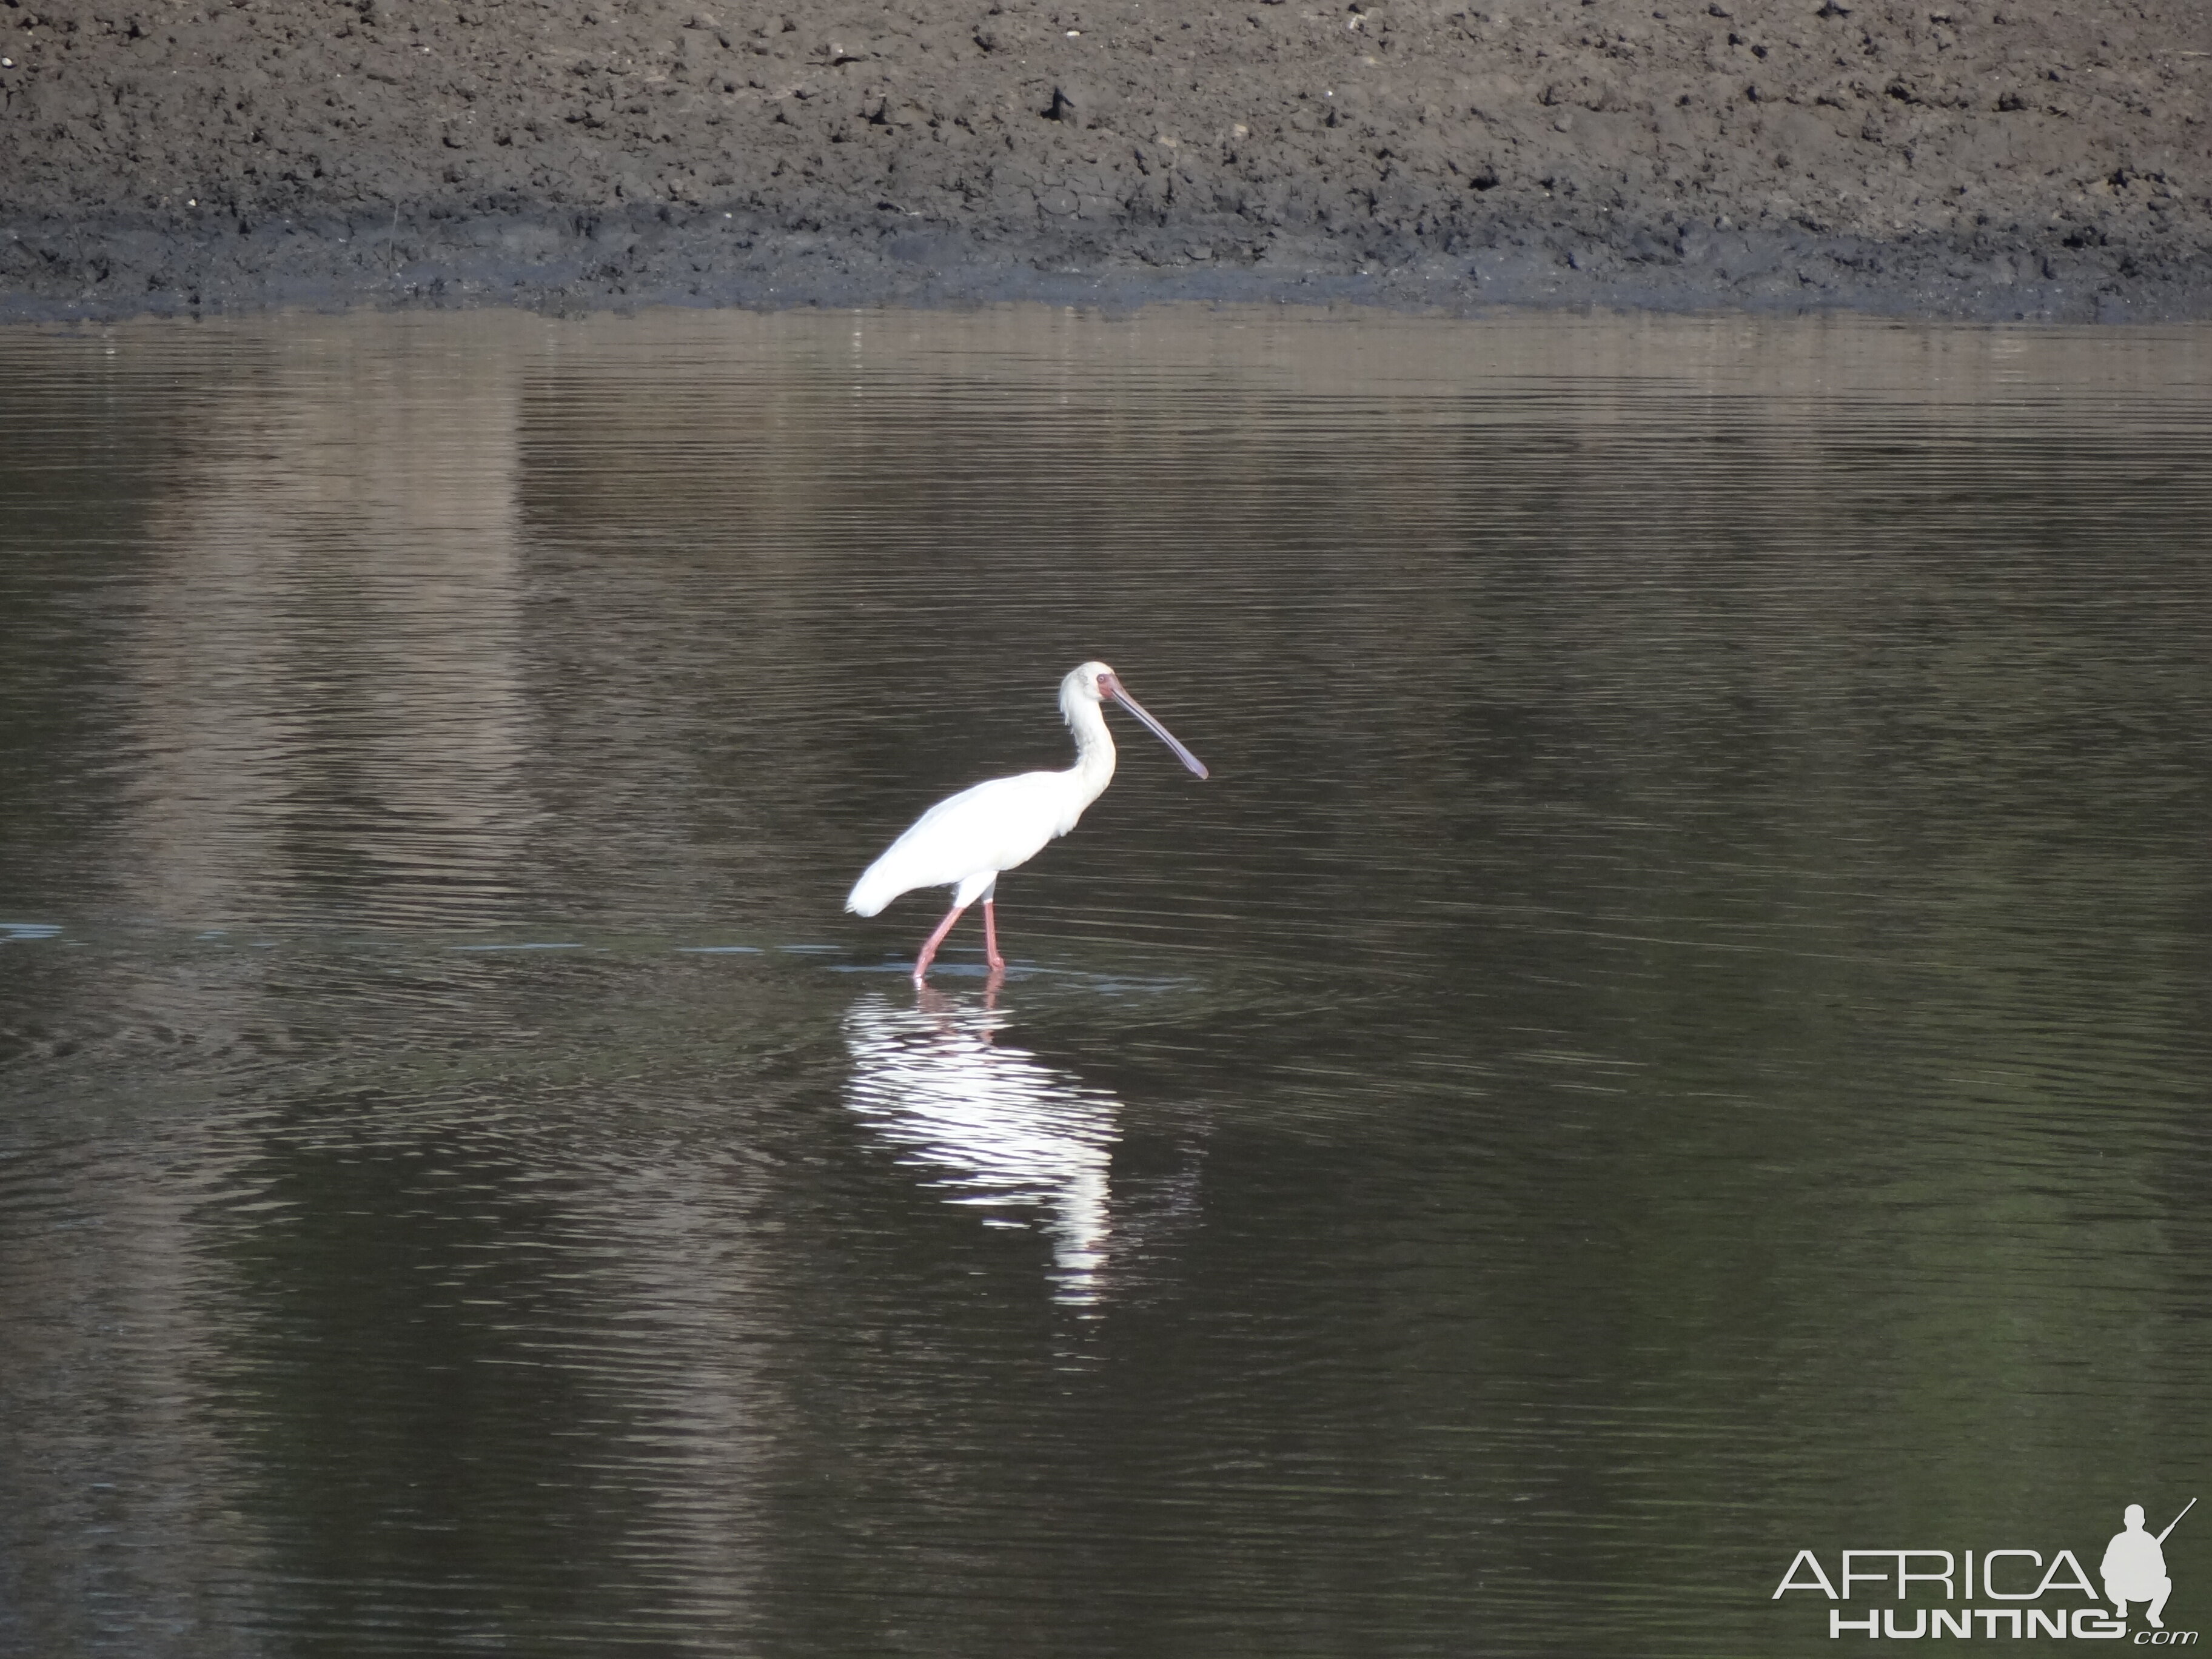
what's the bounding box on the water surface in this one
[4,305,2211,1656]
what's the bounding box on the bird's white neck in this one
[1065,695,1117,807]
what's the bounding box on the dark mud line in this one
[4,0,2208,325]
[7,206,2200,325]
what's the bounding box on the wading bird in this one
[846,662,1209,983]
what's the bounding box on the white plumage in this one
[846,661,1208,981]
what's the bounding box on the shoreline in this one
[9,206,2205,327]
[5,0,2207,327]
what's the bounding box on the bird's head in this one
[1070,660,1114,695]
[1060,660,1115,721]
[1059,660,1208,779]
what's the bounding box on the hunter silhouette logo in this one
[1774,1498,2197,1641]
[2106,1500,2191,1631]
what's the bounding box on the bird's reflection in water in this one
[843,979,1123,1307]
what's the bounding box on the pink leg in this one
[912,902,967,984]
[982,897,1006,972]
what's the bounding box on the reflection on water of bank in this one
[127,329,533,930]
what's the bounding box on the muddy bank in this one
[4,0,2208,323]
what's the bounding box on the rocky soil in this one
[3,0,2208,321]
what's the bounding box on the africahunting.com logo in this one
[1775,1499,2196,1642]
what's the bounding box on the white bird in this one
[846,661,1209,982]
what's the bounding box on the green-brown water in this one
[4,306,2210,1657]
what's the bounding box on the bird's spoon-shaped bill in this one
[1102,673,1208,780]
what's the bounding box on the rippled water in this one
[4,306,2211,1657]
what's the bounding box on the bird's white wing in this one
[846,771,1083,915]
